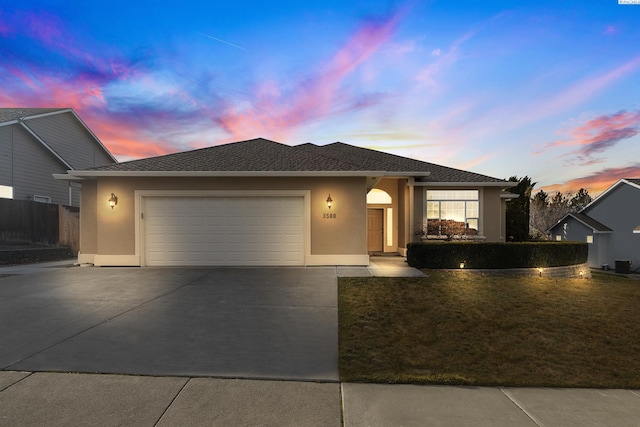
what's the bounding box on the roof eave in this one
[413,181,514,187]
[65,170,394,178]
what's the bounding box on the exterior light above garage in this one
[108,193,118,209]
[326,194,333,209]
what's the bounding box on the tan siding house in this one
[57,138,514,266]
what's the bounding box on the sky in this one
[1,0,639,196]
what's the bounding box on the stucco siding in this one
[79,180,98,256]
[26,112,114,169]
[397,179,409,249]
[84,176,368,264]
[481,187,503,242]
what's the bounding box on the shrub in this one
[407,241,588,269]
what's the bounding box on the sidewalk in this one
[2,371,640,426]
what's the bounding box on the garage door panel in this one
[143,196,305,266]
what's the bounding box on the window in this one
[0,185,12,199]
[425,190,479,237]
[367,189,392,204]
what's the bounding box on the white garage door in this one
[143,196,305,266]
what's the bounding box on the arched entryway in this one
[367,188,392,253]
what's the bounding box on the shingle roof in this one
[571,212,612,232]
[87,137,508,183]
[549,212,612,233]
[625,178,640,186]
[295,142,505,183]
[0,108,68,123]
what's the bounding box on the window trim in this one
[423,189,481,238]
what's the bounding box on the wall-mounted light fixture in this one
[326,194,333,209]
[459,261,465,269]
[108,193,118,209]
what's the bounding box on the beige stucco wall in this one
[481,187,505,242]
[80,176,368,265]
[79,180,98,255]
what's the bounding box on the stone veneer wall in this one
[461,263,591,279]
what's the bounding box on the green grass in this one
[338,271,640,388]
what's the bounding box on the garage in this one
[142,195,305,266]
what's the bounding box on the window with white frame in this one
[425,190,479,237]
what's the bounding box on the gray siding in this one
[25,112,114,169]
[554,217,592,243]
[550,216,609,268]
[11,125,74,205]
[0,125,13,187]
[585,183,640,271]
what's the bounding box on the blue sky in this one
[2,0,639,195]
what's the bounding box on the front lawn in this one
[338,271,640,388]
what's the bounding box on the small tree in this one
[529,189,592,239]
[530,190,550,238]
[569,188,592,211]
[505,176,535,241]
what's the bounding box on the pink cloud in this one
[213,9,405,141]
[87,118,176,159]
[540,163,640,197]
[540,109,640,163]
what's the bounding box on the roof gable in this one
[581,178,640,212]
[548,212,613,234]
[0,108,118,168]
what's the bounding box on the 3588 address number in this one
[323,213,337,219]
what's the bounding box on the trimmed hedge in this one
[407,241,588,269]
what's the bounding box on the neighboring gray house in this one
[548,179,640,271]
[0,108,117,206]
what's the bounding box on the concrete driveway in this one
[0,266,338,381]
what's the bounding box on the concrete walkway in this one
[2,260,640,426]
[337,255,426,277]
[2,371,640,426]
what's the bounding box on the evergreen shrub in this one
[407,241,588,269]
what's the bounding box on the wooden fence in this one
[0,198,79,253]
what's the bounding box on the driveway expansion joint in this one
[499,387,544,427]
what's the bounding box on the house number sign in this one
[323,213,337,219]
